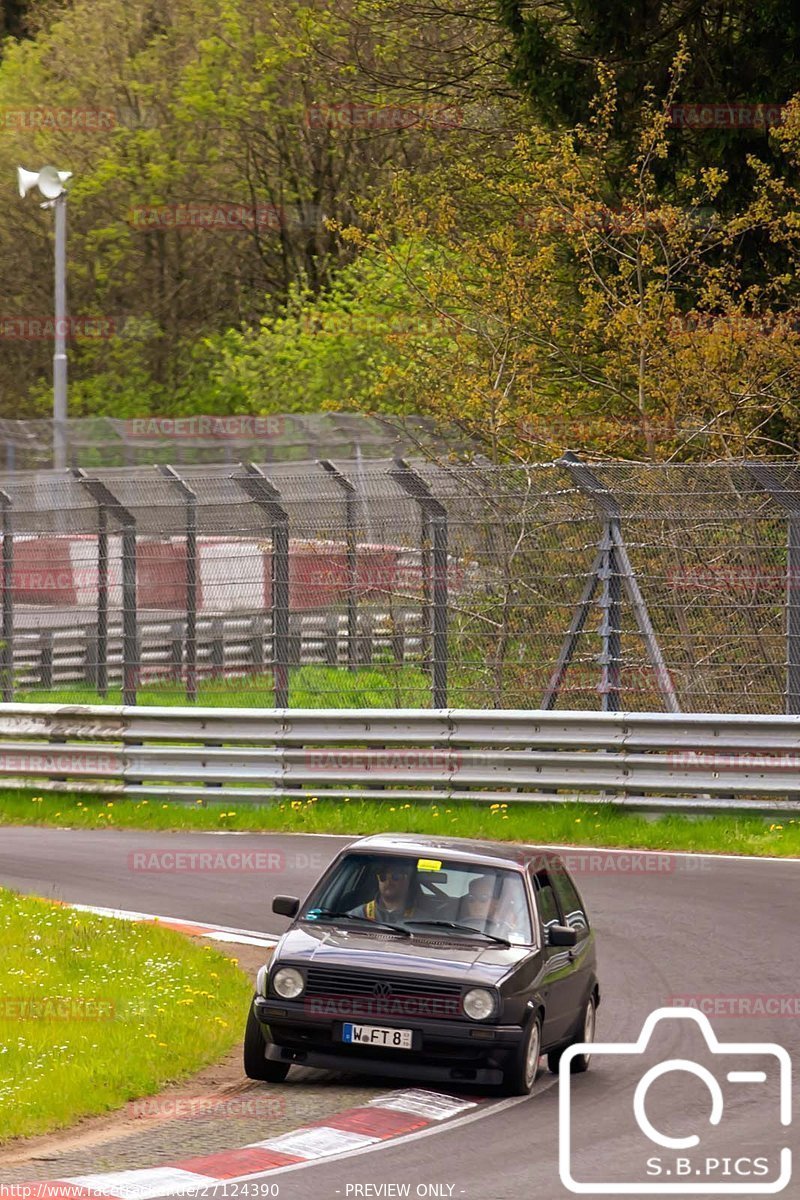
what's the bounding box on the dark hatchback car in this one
[244,834,599,1095]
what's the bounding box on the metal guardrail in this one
[11,609,423,691]
[1,704,799,814]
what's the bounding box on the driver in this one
[348,859,420,924]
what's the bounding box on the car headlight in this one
[255,965,268,997]
[462,988,497,1021]
[271,967,305,1000]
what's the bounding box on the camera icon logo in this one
[558,1006,792,1194]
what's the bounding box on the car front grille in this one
[302,967,464,1020]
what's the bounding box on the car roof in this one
[345,833,561,872]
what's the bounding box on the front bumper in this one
[253,996,525,1085]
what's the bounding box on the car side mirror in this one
[547,923,578,947]
[272,895,300,918]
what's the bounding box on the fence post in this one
[249,614,265,673]
[158,465,198,703]
[319,460,358,672]
[744,463,800,715]
[169,620,183,682]
[555,452,679,713]
[389,459,448,708]
[0,491,13,702]
[39,630,53,690]
[96,503,108,698]
[73,472,138,705]
[84,623,98,687]
[233,464,290,708]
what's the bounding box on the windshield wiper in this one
[404,919,510,946]
[303,908,412,937]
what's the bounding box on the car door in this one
[549,858,595,1037]
[531,866,574,1046]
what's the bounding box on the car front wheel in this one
[547,992,596,1075]
[502,1013,542,1096]
[243,996,290,1083]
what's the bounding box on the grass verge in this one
[1,792,798,857]
[15,664,431,708]
[0,887,252,1142]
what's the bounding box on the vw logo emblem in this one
[373,982,393,997]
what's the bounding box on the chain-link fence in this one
[0,456,798,714]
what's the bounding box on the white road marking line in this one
[65,902,278,946]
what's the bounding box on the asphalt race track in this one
[1,827,797,1199]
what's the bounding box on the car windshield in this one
[302,852,533,945]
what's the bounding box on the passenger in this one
[348,859,420,924]
[462,875,526,940]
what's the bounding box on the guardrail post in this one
[319,460,358,671]
[233,464,290,708]
[158,466,198,703]
[73,472,138,704]
[0,491,13,702]
[389,458,448,708]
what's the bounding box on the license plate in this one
[342,1022,413,1049]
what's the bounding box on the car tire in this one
[502,1012,542,1096]
[243,997,290,1083]
[548,992,596,1075]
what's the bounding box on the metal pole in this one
[744,463,800,716]
[273,517,290,708]
[186,494,197,703]
[158,466,197,703]
[389,458,448,708]
[788,518,800,715]
[431,513,448,708]
[53,194,68,470]
[233,465,290,709]
[121,522,137,705]
[420,509,432,672]
[600,523,621,711]
[97,505,108,698]
[318,460,358,671]
[73,474,137,704]
[0,493,13,701]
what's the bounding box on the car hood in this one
[275,923,531,984]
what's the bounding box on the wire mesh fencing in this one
[0,456,798,714]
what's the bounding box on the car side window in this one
[532,869,561,932]
[551,866,590,937]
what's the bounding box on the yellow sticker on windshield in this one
[417,858,442,871]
